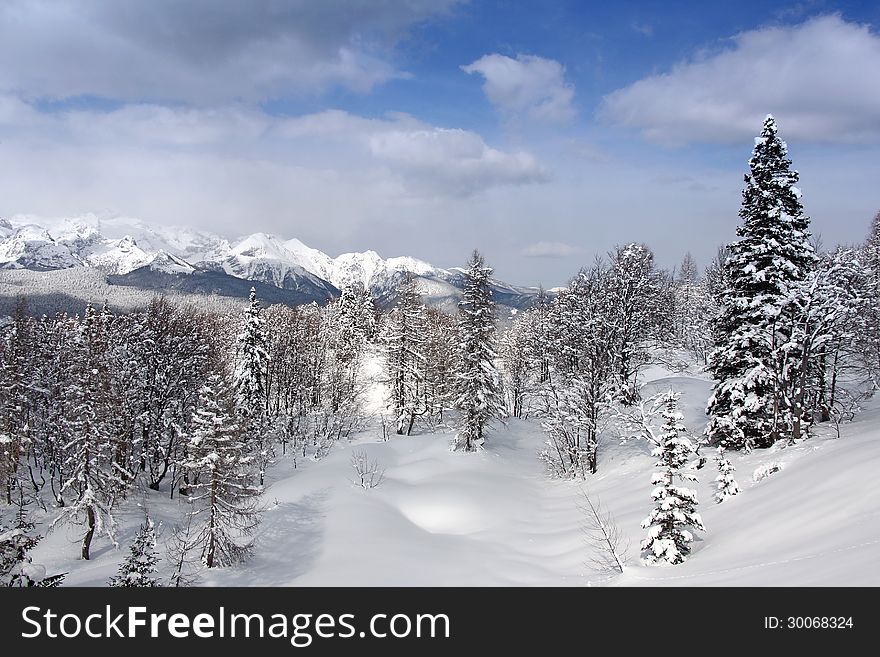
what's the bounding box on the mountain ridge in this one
[0,214,542,311]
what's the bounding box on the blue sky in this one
[1,0,879,285]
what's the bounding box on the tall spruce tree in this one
[234,287,270,483]
[706,115,816,449]
[452,250,505,451]
[234,287,269,418]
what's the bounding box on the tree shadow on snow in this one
[238,488,330,585]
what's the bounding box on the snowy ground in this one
[32,357,880,587]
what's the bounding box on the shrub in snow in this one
[1,505,66,587]
[752,462,783,483]
[108,517,161,587]
[350,449,385,490]
[713,447,740,504]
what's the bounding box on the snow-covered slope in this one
[33,356,880,587]
[220,232,338,297]
[0,223,82,270]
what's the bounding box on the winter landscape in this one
[1,2,880,589]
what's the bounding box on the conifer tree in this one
[713,447,739,504]
[108,515,160,587]
[183,374,261,568]
[707,115,816,449]
[234,287,269,418]
[640,391,704,565]
[452,250,505,451]
[234,288,270,483]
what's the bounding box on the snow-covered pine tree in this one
[452,250,505,451]
[182,374,261,568]
[108,515,160,587]
[234,287,270,419]
[234,287,271,484]
[639,390,704,565]
[382,273,428,435]
[713,447,739,504]
[706,115,816,450]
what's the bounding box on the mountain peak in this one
[0,215,543,311]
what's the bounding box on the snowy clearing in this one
[32,364,880,587]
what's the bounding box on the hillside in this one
[31,355,880,587]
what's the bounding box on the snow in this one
[27,355,880,587]
[146,250,197,275]
[82,236,153,274]
[0,224,82,270]
[1,214,542,313]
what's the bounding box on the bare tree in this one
[350,449,385,490]
[580,490,628,575]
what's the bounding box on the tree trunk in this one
[205,477,217,568]
[82,504,96,560]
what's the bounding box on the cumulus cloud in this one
[462,53,576,123]
[600,15,880,144]
[520,241,585,258]
[0,0,461,103]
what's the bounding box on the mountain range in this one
[0,215,541,312]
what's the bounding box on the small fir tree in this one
[713,447,740,504]
[108,515,161,587]
[640,391,705,565]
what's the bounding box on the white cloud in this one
[600,15,880,144]
[368,127,546,194]
[0,99,546,236]
[520,241,584,258]
[0,0,461,103]
[462,53,576,123]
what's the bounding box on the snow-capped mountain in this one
[0,223,83,270]
[215,233,337,298]
[0,214,542,310]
